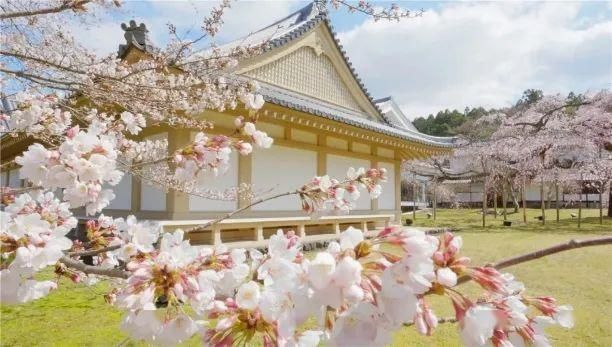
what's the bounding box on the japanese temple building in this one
[1,2,456,246]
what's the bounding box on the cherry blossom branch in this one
[0,0,94,20]
[68,245,122,257]
[512,101,591,130]
[332,0,424,21]
[58,256,129,279]
[185,190,296,233]
[456,236,612,286]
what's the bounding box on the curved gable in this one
[237,22,385,123]
[246,46,364,112]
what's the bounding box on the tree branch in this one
[456,236,612,286]
[67,245,122,257]
[59,256,128,279]
[0,0,93,20]
[512,101,591,130]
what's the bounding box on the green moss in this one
[1,209,610,346]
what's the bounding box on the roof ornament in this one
[118,20,154,57]
[313,0,327,15]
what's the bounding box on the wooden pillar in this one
[412,173,417,221]
[212,225,222,246]
[333,222,341,235]
[254,226,264,242]
[360,220,368,234]
[297,224,306,238]
[394,160,401,222]
[238,154,252,209]
[432,179,437,221]
[167,129,191,217]
[371,157,379,212]
[131,173,141,213]
[317,135,327,176]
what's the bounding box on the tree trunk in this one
[502,182,507,221]
[522,178,527,224]
[469,182,473,209]
[493,191,498,219]
[608,183,612,217]
[482,184,487,228]
[555,182,560,223]
[509,185,519,213]
[540,178,545,224]
[578,174,583,229]
[600,188,603,225]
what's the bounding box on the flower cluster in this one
[15,127,123,215]
[87,225,573,346]
[70,214,160,268]
[0,192,76,303]
[0,93,71,136]
[173,119,273,184]
[235,118,274,149]
[299,167,387,214]
[0,200,575,347]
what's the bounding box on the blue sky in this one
[76,1,612,119]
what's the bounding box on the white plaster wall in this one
[326,154,371,210]
[140,133,167,211]
[456,193,475,203]
[252,146,317,211]
[8,169,20,188]
[377,162,396,210]
[525,186,541,201]
[189,153,239,211]
[106,174,132,210]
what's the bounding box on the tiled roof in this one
[374,96,418,132]
[218,2,394,127]
[260,83,457,147]
[204,2,456,148]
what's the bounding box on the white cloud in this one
[338,2,612,119]
[70,0,303,56]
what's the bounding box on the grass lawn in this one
[1,209,610,346]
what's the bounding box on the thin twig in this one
[185,190,297,233]
[404,316,457,327]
